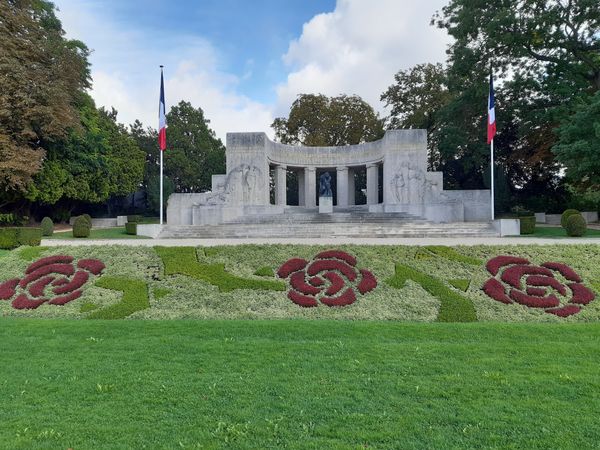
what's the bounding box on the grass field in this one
[524,225,600,238]
[47,227,150,240]
[0,319,599,449]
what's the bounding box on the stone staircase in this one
[158,207,499,239]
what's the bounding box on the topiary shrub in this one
[72,216,91,238]
[0,228,19,249]
[125,222,137,235]
[519,216,536,235]
[18,228,42,246]
[127,215,143,223]
[41,217,54,236]
[81,214,92,228]
[561,209,581,228]
[565,214,587,237]
[0,227,42,248]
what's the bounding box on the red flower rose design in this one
[0,255,105,309]
[277,250,377,307]
[482,255,595,317]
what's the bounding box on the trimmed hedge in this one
[72,216,91,238]
[127,215,143,223]
[565,214,587,237]
[561,209,581,228]
[519,216,536,235]
[0,227,42,249]
[41,217,54,236]
[125,222,137,235]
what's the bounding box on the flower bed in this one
[0,244,598,321]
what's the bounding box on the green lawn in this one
[47,226,150,240]
[0,319,598,449]
[524,225,600,238]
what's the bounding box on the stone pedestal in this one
[319,196,333,213]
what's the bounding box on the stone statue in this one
[319,172,332,197]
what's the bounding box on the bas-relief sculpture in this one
[167,130,492,225]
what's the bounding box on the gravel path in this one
[42,237,600,246]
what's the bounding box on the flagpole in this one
[490,138,495,221]
[159,65,164,226]
[160,146,164,225]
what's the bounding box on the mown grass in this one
[47,227,150,240]
[525,226,600,238]
[0,319,599,449]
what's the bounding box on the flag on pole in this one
[487,73,496,144]
[158,69,167,151]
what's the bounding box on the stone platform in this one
[158,207,498,239]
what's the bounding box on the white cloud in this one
[53,0,274,141]
[275,0,450,117]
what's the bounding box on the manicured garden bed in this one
[0,318,599,449]
[1,244,599,322]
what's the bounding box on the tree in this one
[427,0,600,207]
[26,95,145,211]
[381,64,451,169]
[272,94,384,146]
[553,91,600,189]
[0,0,90,201]
[132,102,226,196]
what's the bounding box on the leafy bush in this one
[561,209,581,228]
[41,217,54,236]
[0,228,19,249]
[81,214,92,227]
[0,213,15,225]
[52,208,71,223]
[0,228,42,249]
[565,214,587,237]
[18,228,42,246]
[72,216,91,238]
[519,216,536,235]
[127,215,143,223]
[125,222,137,235]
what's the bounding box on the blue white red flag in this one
[158,70,167,151]
[487,73,496,144]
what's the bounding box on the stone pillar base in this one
[319,196,333,213]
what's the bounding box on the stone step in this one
[158,221,498,239]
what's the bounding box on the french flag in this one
[158,69,167,151]
[487,73,496,144]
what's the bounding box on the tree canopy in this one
[272,94,384,146]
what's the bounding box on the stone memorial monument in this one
[167,130,491,226]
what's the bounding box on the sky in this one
[53,0,450,141]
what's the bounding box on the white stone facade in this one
[167,130,492,225]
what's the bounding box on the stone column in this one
[336,166,349,207]
[348,168,355,206]
[275,165,287,206]
[304,167,316,208]
[367,163,379,205]
[297,169,305,206]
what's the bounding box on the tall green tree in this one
[554,91,600,189]
[427,0,599,206]
[27,95,145,212]
[132,101,225,197]
[381,63,451,170]
[272,94,384,146]
[0,0,90,202]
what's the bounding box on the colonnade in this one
[272,164,380,207]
